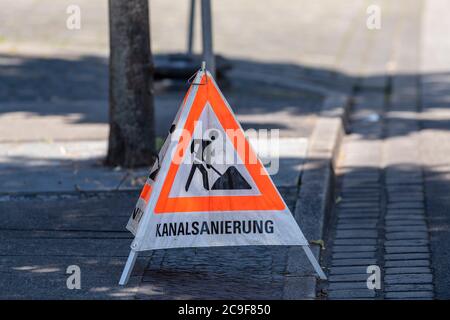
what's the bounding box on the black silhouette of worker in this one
[185,131,217,192]
[185,130,252,192]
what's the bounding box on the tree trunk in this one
[106,0,155,168]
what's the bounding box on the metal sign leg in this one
[302,245,327,280]
[119,249,139,286]
[201,0,215,77]
[187,0,196,55]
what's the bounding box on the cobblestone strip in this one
[382,74,435,299]
[324,0,431,300]
[380,0,434,299]
[327,82,435,299]
[326,92,385,300]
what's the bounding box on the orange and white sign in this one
[119,68,326,285]
[129,69,308,251]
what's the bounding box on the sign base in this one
[118,245,326,286]
[119,250,138,286]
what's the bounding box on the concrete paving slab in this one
[0,138,307,194]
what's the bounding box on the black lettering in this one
[169,223,177,236]
[242,220,252,234]
[211,221,219,234]
[156,220,274,237]
[177,222,185,235]
[132,207,139,219]
[156,224,162,237]
[162,223,169,236]
[185,222,191,235]
[192,221,199,235]
[265,220,274,233]
[233,220,242,234]
[200,221,210,234]
[225,221,232,234]
[254,220,263,233]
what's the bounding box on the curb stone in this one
[283,93,350,299]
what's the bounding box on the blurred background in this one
[1,0,450,300]
[0,0,354,141]
[0,0,368,191]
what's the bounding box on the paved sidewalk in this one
[0,188,301,299]
[325,87,434,299]
[0,58,316,298]
[0,0,362,196]
[3,0,450,300]
[420,0,450,299]
[324,0,450,299]
[0,0,359,145]
[0,0,341,299]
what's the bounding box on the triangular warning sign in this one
[119,68,326,285]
